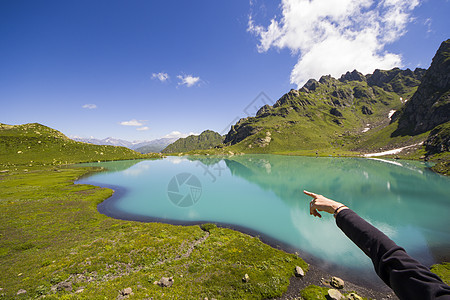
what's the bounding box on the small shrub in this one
[14,241,35,251]
[200,223,217,232]
[35,285,48,296]
[41,260,52,267]
[300,285,329,300]
[147,274,157,283]
[50,275,63,285]
[188,264,202,273]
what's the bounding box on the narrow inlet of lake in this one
[76,155,450,288]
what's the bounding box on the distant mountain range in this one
[71,137,178,153]
[134,138,179,153]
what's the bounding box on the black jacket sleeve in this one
[336,209,450,300]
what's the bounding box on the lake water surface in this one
[77,155,450,286]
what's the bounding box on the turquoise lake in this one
[77,155,450,286]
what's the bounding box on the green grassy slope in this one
[0,123,160,168]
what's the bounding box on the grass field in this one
[0,166,307,299]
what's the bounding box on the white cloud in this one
[424,18,432,34]
[136,126,149,131]
[82,104,97,109]
[119,119,146,126]
[177,74,201,87]
[248,0,420,87]
[152,72,169,82]
[163,131,198,139]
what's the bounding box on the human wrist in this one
[333,204,348,217]
[330,202,344,212]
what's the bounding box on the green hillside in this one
[162,130,224,153]
[223,68,424,154]
[0,123,160,169]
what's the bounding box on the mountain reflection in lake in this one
[77,155,450,287]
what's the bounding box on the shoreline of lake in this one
[76,178,397,297]
[75,155,449,298]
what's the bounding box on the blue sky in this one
[0,0,448,141]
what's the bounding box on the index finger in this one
[303,190,318,198]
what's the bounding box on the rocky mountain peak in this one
[319,75,333,84]
[303,79,319,91]
[273,89,312,108]
[367,68,401,86]
[339,70,365,82]
[365,67,426,95]
[256,104,272,117]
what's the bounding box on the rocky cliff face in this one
[224,118,261,145]
[395,39,450,135]
[424,123,450,154]
[366,68,425,95]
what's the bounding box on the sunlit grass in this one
[0,167,307,299]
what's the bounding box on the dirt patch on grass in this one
[274,264,398,300]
